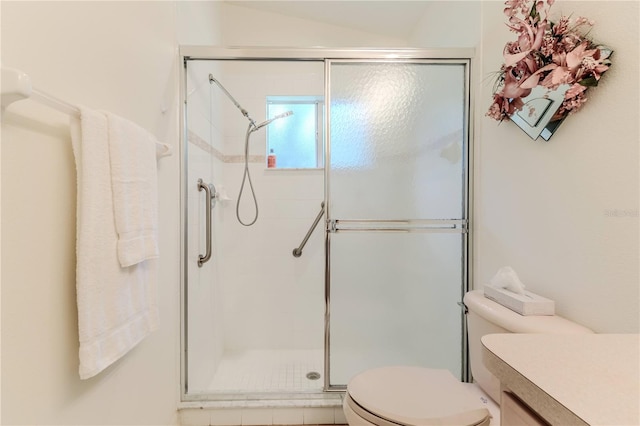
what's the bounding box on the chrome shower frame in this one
[179,46,476,403]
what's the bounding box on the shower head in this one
[250,110,294,133]
[209,74,255,126]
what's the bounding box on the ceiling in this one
[224,1,433,40]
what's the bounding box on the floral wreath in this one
[487,0,612,125]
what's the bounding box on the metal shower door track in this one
[180,46,475,61]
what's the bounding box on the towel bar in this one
[1,66,173,158]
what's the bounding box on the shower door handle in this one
[198,178,213,267]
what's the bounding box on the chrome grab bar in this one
[292,202,325,258]
[197,179,213,267]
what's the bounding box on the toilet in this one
[343,289,594,426]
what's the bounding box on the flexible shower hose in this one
[236,123,259,226]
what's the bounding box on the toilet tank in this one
[463,289,593,403]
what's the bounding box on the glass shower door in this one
[325,60,469,388]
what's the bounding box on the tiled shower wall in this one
[219,166,325,351]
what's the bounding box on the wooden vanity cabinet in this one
[501,391,550,426]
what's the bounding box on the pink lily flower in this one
[566,41,597,70]
[501,69,533,99]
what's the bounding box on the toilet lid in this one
[347,366,490,426]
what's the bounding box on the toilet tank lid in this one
[464,290,593,334]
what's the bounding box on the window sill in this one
[264,167,324,171]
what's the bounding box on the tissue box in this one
[484,285,555,316]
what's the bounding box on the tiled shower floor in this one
[208,349,324,392]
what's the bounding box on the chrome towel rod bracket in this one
[1,66,79,116]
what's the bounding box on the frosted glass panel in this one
[326,61,468,388]
[329,232,463,386]
[329,62,466,220]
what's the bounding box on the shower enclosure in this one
[180,47,472,402]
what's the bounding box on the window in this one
[266,96,324,169]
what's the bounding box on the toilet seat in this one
[345,366,491,426]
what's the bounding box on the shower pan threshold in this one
[178,394,346,426]
[179,391,343,410]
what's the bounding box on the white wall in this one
[221,2,406,47]
[1,2,181,424]
[474,1,639,333]
[408,1,481,48]
[177,1,224,46]
[0,4,3,421]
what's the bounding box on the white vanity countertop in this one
[482,334,640,426]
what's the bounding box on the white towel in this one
[106,112,168,267]
[70,107,166,379]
